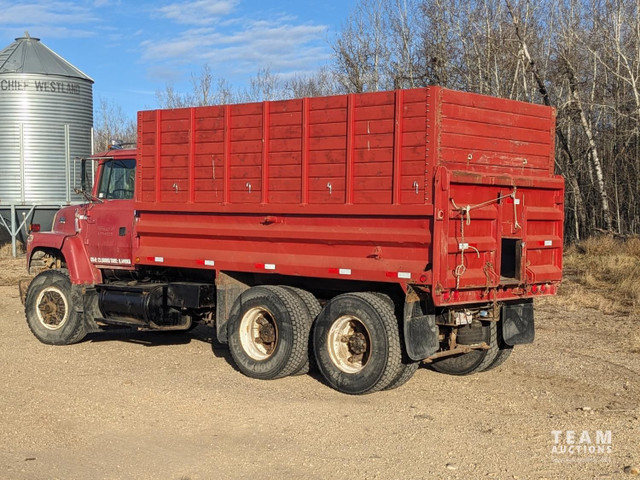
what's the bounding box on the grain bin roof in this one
[0,34,94,83]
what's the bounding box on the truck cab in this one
[24,147,137,283]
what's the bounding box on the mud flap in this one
[502,301,534,345]
[404,313,439,361]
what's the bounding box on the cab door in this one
[83,158,136,268]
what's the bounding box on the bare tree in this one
[156,64,236,108]
[93,97,136,152]
[331,0,392,92]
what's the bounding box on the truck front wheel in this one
[25,269,87,345]
[313,292,402,395]
[227,286,309,380]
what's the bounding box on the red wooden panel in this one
[353,177,392,190]
[308,150,346,164]
[229,153,261,166]
[269,152,302,165]
[269,138,301,153]
[403,88,427,102]
[270,178,302,191]
[353,190,393,204]
[159,144,190,156]
[401,146,426,161]
[308,190,346,204]
[141,133,156,146]
[161,118,190,132]
[309,177,345,189]
[308,95,347,110]
[309,136,347,151]
[159,156,188,168]
[401,131,426,147]
[441,103,551,131]
[309,109,347,124]
[194,178,224,190]
[443,117,553,145]
[354,161,393,177]
[195,190,223,203]
[269,98,302,113]
[230,127,263,141]
[400,116,425,133]
[310,122,347,137]
[440,133,552,157]
[195,142,224,155]
[354,134,393,149]
[354,90,395,106]
[354,119,394,135]
[229,140,262,154]
[269,111,302,126]
[401,160,426,175]
[195,130,224,143]
[270,125,302,140]
[194,116,224,131]
[269,165,302,178]
[439,148,550,171]
[231,103,263,116]
[401,102,427,118]
[268,191,302,203]
[352,104,394,121]
[230,165,262,179]
[194,164,222,179]
[442,88,550,118]
[308,163,345,177]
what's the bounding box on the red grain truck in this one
[22,86,564,394]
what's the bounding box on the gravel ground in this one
[0,255,638,480]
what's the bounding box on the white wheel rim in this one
[35,286,69,331]
[327,315,371,374]
[239,306,278,361]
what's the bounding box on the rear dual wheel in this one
[429,321,500,375]
[227,286,313,380]
[313,292,403,395]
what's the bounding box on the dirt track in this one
[0,255,638,480]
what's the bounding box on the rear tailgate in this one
[429,88,563,306]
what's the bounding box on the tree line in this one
[96,0,640,241]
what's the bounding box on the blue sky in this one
[0,0,355,119]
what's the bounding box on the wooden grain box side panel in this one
[438,88,556,176]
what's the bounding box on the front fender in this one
[27,232,102,285]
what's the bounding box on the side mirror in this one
[81,158,87,192]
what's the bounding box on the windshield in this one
[97,159,136,200]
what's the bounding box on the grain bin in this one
[0,33,93,253]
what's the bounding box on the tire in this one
[227,285,308,380]
[369,292,420,391]
[25,269,87,345]
[282,286,321,376]
[429,321,499,376]
[384,361,420,390]
[481,323,514,372]
[313,292,403,395]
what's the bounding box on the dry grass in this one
[549,235,640,318]
[0,240,25,257]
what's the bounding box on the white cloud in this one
[0,1,96,26]
[140,18,329,75]
[158,0,238,25]
[0,1,97,38]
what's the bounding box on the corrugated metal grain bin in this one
[0,34,93,205]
